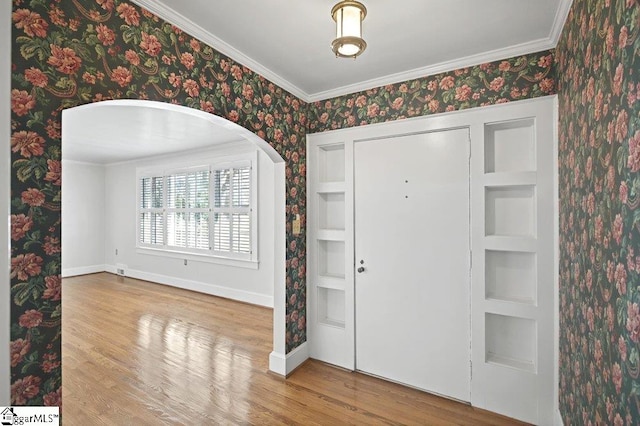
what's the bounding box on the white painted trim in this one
[555,409,565,426]
[129,0,308,101]
[549,0,573,46]
[62,265,109,278]
[104,265,273,308]
[0,0,11,405]
[307,37,556,102]
[130,0,571,102]
[553,95,561,425]
[269,342,309,376]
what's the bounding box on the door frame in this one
[306,95,559,423]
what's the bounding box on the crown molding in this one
[129,0,309,101]
[130,0,572,104]
[549,0,573,46]
[306,37,557,102]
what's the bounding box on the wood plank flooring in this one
[62,273,525,425]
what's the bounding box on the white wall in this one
[103,142,275,307]
[62,161,106,276]
[1,0,11,405]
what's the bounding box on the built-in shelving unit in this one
[307,139,354,368]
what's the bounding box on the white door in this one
[354,128,470,402]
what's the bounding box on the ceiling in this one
[132,0,571,101]
[62,101,249,164]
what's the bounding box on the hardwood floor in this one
[62,273,524,425]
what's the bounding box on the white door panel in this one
[354,128,470,402]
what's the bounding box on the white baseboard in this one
[269,342,309,376]
[62,264,108,278]
[555,408,564,426]
[105,265,273,307]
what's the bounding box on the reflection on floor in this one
[62,272,524,425]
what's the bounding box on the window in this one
[137,154,257,263]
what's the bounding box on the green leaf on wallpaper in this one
[77,86,92,102]
[28,0,47,9]
[85,34,100,47]
[617,297,626,325]
[12,282,37,307]
[633,209,640,227]
[17,36,47,61]
[68,40,92,62]
[121,26,137,44]
[27,111,44,128]
[153,29,170,47]
[15,162,34,183]
[51,304,61,319]
[21,351,39,375]
[94,44,106,58]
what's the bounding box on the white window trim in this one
[135,152,259,268]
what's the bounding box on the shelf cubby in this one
[485,313,536,373]
[317,287,345,328]
[318,192,345,231]
[485,185,536,237]
[318,144,345,183]
[318,239,345,279]
[484,119,536,173]
[485,250,536,304]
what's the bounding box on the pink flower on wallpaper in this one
[47,44,82,75]
[613,63,624,96]
[626,302,640,342]
[540,78,555,94]
[489,77,505,92]
[111,66,132,87]
[612,214,623,244]
[44,159,61,186]
[11,130,44,158]
[43,235,60,255]
[11,89,35,117]
[627,130,640,172]
[24,67,48,88]
[230,64,243,80]
[96,23,116,46]
[41,352,60,373]
[228,110,239,122]
[585,156,593,178]
[18,309,43,329]
[391,97,404,110]
[116,3,140,26]
[12,9,48,38]
[97,0,115,12]
[454,85,472,101]
[10,214,33,241]
[180,52,195,70]
[43,275,61,301]
[594,215,603,241]
[538,54,553,68]
[190,38,201,52]
[199,100,214,113]
[11,376,41,405]
[428,99,439,113]
[615,110,628,142]
[140,32,161,56]
[242,83,254,100]
[21,188,45,207]
[11,253,43,281]
[439,76,455,90]
[586,306,595,331]
[125,49,140,66]
[82,72,96,84]
[367,103,380,117]
[183,79,199,97]
[10,338,30,367]
[498,61,511,71]
[618,335,627,361]
[43,388,61,408]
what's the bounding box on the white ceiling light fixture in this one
[331,0,367,59]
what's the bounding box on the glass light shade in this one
[331,1,367,58]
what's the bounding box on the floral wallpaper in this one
[8,0,562,412]
[9,0,308,405]
[556,0,640,424]
[307,51,556,132]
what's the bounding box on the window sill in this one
[136,247,259,270]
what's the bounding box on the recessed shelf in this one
[483,171,537,187]
[485,186,536,237]
[316,182,345,193]
[485,313,536,373]
[486,250,536,305]
[319,192,345,231]
[318,240,345,279]
[318,144,345,183]
[485,118,535,173]
[318,287,345,328]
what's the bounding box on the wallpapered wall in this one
[9,0,308,406]
[8,0,558,410]
[556,0,640,424]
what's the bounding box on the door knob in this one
[357,266,365,273]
